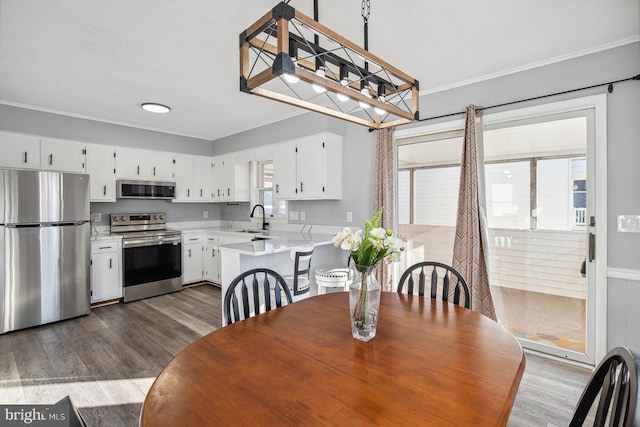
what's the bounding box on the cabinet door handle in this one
[153,166,156,176]
[188,238,198,241]
[23,152,28,164]
[109,258,113,269]
[217,189,220,197]
[276,183,279,194]
[212,249,215,257]
[137,165,140,175]
[300,182,304,192]
[200,189,203,197]
[189,249,192,257]
[99,246,110,250]
[103,185,107,196]
[187,189,190,197]
[227,188,230,196]
[49,154,53,166]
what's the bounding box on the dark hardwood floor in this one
[0,284,591,426]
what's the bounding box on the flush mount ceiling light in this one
[239,1,419,130]
[141,103,171,114]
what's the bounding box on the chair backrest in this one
[569,346,639,427]
[396,261,471,309]
[223,268,292,325]
[290,246,314,296]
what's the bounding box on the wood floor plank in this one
[0,285,594,426]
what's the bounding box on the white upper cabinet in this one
[273,132,342,200]
[211,155,250,202]
[0,131,41,169]
[86,144,116,202]
[194,156,213,201]
[41,138,86,173]
[116,147,174,181]
[174,155,213,202]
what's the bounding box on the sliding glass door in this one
[395,98,605,364]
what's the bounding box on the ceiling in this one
[0,0,637,142]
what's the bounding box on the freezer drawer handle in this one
[109,258,113,269]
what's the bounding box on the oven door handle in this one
[123,237,182,248]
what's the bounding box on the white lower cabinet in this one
[204,234,220,283]
[90,239,122,304]
[182,232,204,284]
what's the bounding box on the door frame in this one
[395,94,607,364]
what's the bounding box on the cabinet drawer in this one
[91,241,120,253]
[183,234,203,244]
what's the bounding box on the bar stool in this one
[283,245,314,303]
[314,266,351,294]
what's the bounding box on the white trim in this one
[608,267,640,282]
[421,37,640,96]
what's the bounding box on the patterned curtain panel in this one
[373,127,394,291]
[452,106,497,320]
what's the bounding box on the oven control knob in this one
[159,214,165,220]
[120,216,126,221]
[153,215,158,220]
[112,216,118,222]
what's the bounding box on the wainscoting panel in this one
[607,268,640,352]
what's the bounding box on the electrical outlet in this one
[203,210,209,219]
[347,212,352,222]
[299,211,305,220]
[290,211,299,220]
[94,213,102,223]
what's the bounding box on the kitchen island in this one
[218,233,342,324]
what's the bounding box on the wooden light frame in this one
[240,2,419,129]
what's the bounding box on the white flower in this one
[369,227,387,240]
[386,236,406,251]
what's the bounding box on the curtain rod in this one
[369,73,640,131]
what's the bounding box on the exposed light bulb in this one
[358,87,372,109]
[312,68,327,93]
[337,79,350,102]
[283,59,299,84]
[374,94,386,115]
[284,73,299,84]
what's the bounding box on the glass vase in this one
[349,264,381,342]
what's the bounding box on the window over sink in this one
[255,160,287,220]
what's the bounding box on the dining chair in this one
[56,395,87,427]
[569,346,639,427]
[223,268,292,325]
[396,261,471,309]
[283,246,314,303]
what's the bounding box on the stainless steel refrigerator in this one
[0,169,91,334]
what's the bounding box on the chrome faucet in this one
[250,204,269,230]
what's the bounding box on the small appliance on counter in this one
[110,213,182,302]
[0,169,91,334]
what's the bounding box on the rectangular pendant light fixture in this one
[239,2,419,129]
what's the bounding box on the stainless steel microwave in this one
[116,179,176,200]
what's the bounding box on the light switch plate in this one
[617,215,640,232]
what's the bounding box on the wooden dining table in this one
[140,292,525,426]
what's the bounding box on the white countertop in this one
[218,234,334,256]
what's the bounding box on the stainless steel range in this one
[110,213,182,302]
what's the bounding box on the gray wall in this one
[0,103,217,225]
[215,42,640,270]
[214,112,378,227]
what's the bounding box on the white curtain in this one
[451,106,497,320]
[373,127,394,291]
